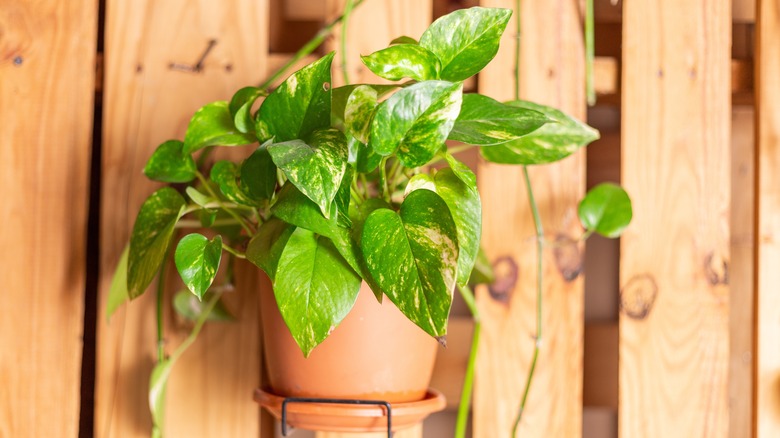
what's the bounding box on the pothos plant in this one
[108,5,632,436]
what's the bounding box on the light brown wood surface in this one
[317,423,422,438]
[619,0,731,437]
[476,0,586,436]
[96,1,270,436]
[756,0,780,435]
[730,107,754,438]
[0,0,96,436]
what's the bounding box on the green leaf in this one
[449,94,550,145]
[443,153,477,188]
[332,84,399,129]
[183,101,256,154]
[361,44,441,82]
[240,142,277,202]
[128,187,186,299]
[578,183,633,238]
[198,209,217,227]
[360,189,458,337]
[419,7,512,81]
[246,217,296,281]
[345,85,378,144]
[369,80,463,167]
[149,359,172,438]
[268,129,348,218]
[350,137,382,173]
[143,140,197,183]
[480,100,600,165]
[185,186,212,207]
[174,234,223,300]
[272,184,361,275]
[229,86,264,134]
[432,168,481,287]
[255,53,334,142]
[390,35,418,45]
[210,160,255,206]
[173,290,234,321]
[334,164,354,228]
[106,246,129,322]
[273,228,362,356]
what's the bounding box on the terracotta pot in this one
[260,280,439,403]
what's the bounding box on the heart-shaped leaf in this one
[229,86,265,134]
[268,129,348,218]
[143,140,197,183]
[246,217,296,281]
[128,187,186,299]
[174,234,223,300]
[390,35,418,45]
[183,101,256,154]
[185,186,212,207]
[419,7,512,81]
[173,290,234,321]
[443,153,477,188]
[449,94,550,145]
[255,53,334,142]
[332,84,399,129]
[369,80,463,167]
[480,100,600,165]
[210,160,256,206]
[240,142,277,202]
[106,246,129,322]
[360,189,458,337]
[578,183,632,238]
[361,44,441,82]
[345,85,378,144]
[273,227,362,356]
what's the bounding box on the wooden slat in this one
[619,0,730,436]
[476,0,586,436]
[0,0,96,436]
[96,1,269,436]
[730,107,754,438]
[756,0,780,436]
[318,423,422,438]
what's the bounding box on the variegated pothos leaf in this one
[361,44,441,82]
[360,189,458,337]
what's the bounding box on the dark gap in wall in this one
[79,0,106,436]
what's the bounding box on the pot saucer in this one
[254,388,446,433]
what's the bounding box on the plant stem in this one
[514,0,522,102]
[585,0,595,106]
[455,284,481,438]
[258,0,366,90]
[340,0,355,85]
[175,218,248,229]
[512,166,544,437]
[195,171,255,236]
[379,156,390,202]
[221,242,246,259]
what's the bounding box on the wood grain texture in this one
[0,0,96,436]
[619,0,731,437]
[317,423,422,438]
[730,107,754,438]
[476,0,586,436]
[756,0,780,435]
[96,1,269,436]
[325,0,433,87]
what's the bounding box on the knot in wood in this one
[620,274,658,320]
[487,255,518,304]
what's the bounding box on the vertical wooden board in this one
[729,107,754,438]
[756,0,780,436]
[325,0,432,87]
[476,0,586,437]
[97,1,268,436]
[318,424,422,438]
[0,0,96,436]
[619,1,730,437]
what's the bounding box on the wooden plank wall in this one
[476,0,586,437]
[756,0,780,436]
[96,1,269,437]
[619,1,731,437]
[0,0,97,436]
